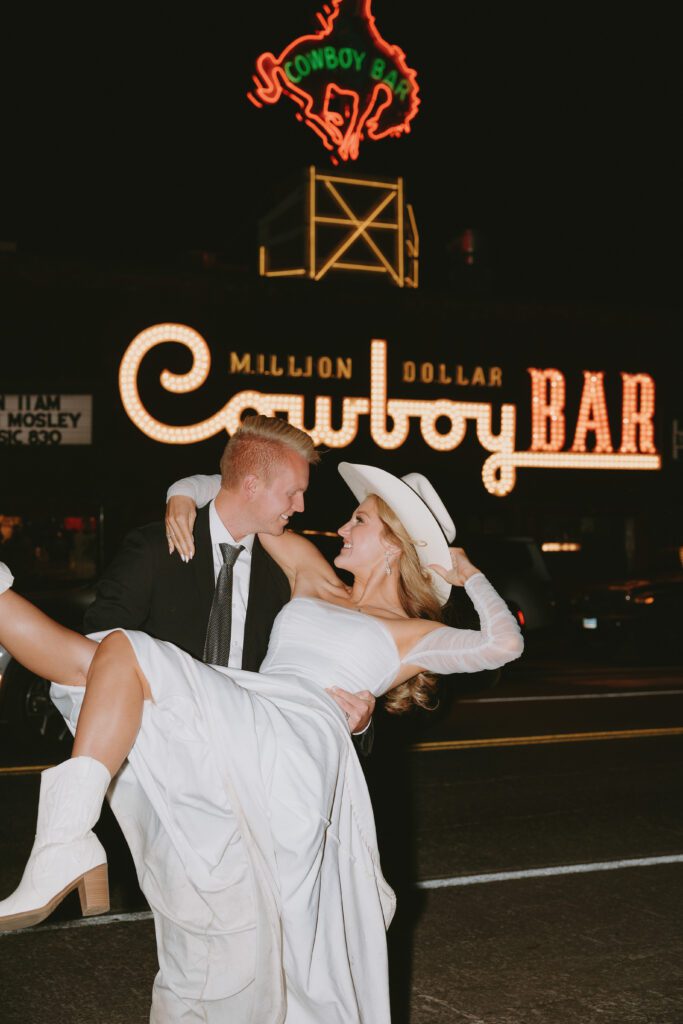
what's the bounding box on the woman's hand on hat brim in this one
[429,547,479,588]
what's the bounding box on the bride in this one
[0,461,523,1023]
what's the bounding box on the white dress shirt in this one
[168,478,371,737]
[208,500,255,669]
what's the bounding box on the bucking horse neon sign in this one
[247,0,420,163]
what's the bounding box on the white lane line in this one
[460,689,683,704]
[0,910,154,936]
[3,855,681,935]
[416,853,683,889]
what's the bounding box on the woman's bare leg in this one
[0,588,152,776]
[0,590,95,687]
[72,631,153,777]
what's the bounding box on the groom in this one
[84,415,375,740]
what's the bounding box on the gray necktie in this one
[203,542,244,666]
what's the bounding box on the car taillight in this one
[516,609,526,627]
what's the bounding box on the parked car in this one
[0,511,99,748]
[462,535,557,633]
[567,574,683,663]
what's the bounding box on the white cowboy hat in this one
[337,463,455,605]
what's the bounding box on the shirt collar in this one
[209,500,255,554]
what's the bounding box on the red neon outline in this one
[247,0,420,162]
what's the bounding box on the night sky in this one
[12,2,679,306]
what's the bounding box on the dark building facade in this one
[1,245,680,591]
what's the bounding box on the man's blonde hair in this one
[219,415,320,489]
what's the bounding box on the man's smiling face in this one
[247,450,310,535]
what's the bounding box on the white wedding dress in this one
[51,573,523,1023]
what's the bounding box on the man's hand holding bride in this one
[325,687,376,735]
[429,547,480,587]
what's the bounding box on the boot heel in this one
[77,864,109,917]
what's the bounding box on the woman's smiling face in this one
[334,497,397,575]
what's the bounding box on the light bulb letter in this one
[619,373,656,454]
[571,372,613,453]
[369,338,410,449]
[528,368,566,451]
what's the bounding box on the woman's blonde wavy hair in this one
[370,494,445,715]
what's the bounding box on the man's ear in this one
[242,474,260,500]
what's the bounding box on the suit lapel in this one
[192,506,215,647]
[243,537,290,671]
[244,538,270,658]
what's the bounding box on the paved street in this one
[1,661,682,1023]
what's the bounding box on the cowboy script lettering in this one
[118,325,661,497]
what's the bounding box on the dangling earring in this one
[384,552,392,576]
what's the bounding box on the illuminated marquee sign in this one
[0,394,93,446]
[248,0,419,163]
[119,324,661,497]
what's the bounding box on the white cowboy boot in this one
[0,756,111,931]
[0,562,13,594]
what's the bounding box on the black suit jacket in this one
[84,506,290,671]
[85,506,374,754]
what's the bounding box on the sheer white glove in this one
[404,573,524,674]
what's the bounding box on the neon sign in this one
[248,0,419,163]
[259,168,419,286]
[118,325,661,497]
